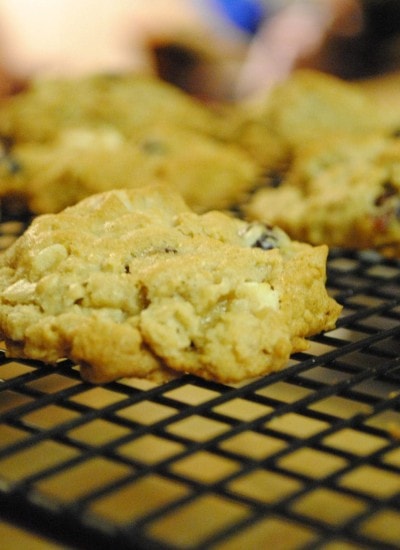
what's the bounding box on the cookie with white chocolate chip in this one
[0,184,341,384]
[0,73,267,216]
[0,124,260,215]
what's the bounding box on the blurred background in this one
[0,0,399,101]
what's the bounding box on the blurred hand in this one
[0,0,366,102]
[235,0,364,99]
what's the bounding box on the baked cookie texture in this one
[0,184,341,384]
[243,132,400,255]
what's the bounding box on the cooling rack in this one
[0,219,399,550]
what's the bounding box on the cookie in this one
[243,133,400,255]
[0,184,341,384]
[0,123,260,215]
[242,69,387,148]
[0,73,221,144]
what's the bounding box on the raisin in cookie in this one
[0,184,341,384]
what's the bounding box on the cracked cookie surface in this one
[0,184,341,384]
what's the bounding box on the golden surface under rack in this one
[0,218,400,550]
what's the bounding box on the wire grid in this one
[0,220,399,550]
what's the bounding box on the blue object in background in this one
[210,0,268,35]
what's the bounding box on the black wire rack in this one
[0,219,400,550]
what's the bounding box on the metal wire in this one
[0,222,399,549]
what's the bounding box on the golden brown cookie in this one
[243,133,400,255]
[0,124,260,215]
[241,69,387,148]
[0,184,341,384]
[0,73,221,143]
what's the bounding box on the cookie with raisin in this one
[243,133,400,255]
[0,184,341,384]
[0,123,263,215]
